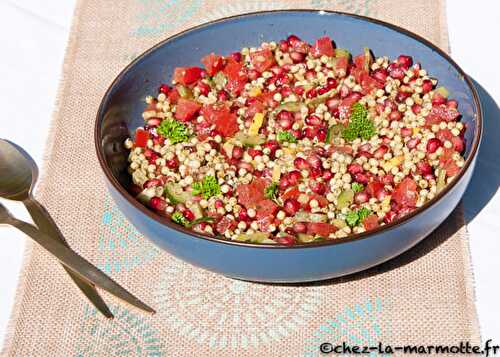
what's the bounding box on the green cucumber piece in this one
[337,189,354,209]
[165,182,191,204]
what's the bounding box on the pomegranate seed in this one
[217,90,229,101]
[310,181,326,195]
[411,104,422,114]
[214,200,224,209]
[144,178,161,188]
[294,157,309,170]
[149,197,167,211]
[287,34,301,46]
[447,99,458,109]
[373,145,389,159]
[293,222,307,234]
[431,94,447,106]
[317,127,327,142]
[381,174,394,185]
[230,52,242,62]
[196,81,210,96]
[347,163,363,175]
[395,91,411,103]
[388,63,405,79]
[424,173,435,181]
[308,154,322,170]
[303,127,318,140]
[326,77,338,89]
[277,108,293,121]
[276,236,295,246]
[278,40,289,52]
[294,86,305,96]
[417,161,433,176]
[288,170,302,185]
[305,114,322,127]
[305,88,318,99]
[380,135,391,144]
[159,84,170,94]
[384,211,397,224]
[384,99,397,111]
[279,177,290,190]
[317,86,330,95]
[397,55,413,69]
[279,117,292,130]
[389,111,402,121]
[359,143,372,152]
[309,167,323,179]
[281,86,293,97]
[421,79,433,94]
[165,158,178,169]
[322,171,333,181]
[284,198,301,216]
[183,209,195,221]
[354,173,369,184]
[238,161,254,173]
[356,150,373,159]
[232,146,244,160]
[406,137,421,149]
[426,138,442,153]
[247,148,263,158]
[372,68,388,83]
[239,208,249,221]
[290,51,305,63]
[354,191,369,204]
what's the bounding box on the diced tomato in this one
[363,214,379,231]
[351,66,365,83]
[215,216,236,234]
[366,181,384,197]
[174,98,201,122]
[134,128,149,148]
[425,105,461,126]
[173,67,203,85]
[334,56,349,77]
[255,199,279,220]
[353,54,365,69]
[436,129,453,142]
[360,72,384,93]
[201,53,225,76]
[256,215,274,232]
[281,187,300,201]
[200,104,238,137]
[167,87,180,104]
[236,177,268,208]
[250,49,275,72]
[328,145,353,155]
[439,147,461,177]
[392,177,418,208]
[223,59,248,95]
[306,222,337,237]
[311,36,335,58]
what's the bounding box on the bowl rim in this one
[95,9,482,249]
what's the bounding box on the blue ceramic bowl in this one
[95,10,481,282]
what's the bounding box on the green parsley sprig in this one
[342,102,375,141]
[191,175,221,199]
[171,211,189,227]
[264,182,279,200]
[157,119,191,144]
[277,131,298,143]
[345,207,372,227]
[351,182,364,193]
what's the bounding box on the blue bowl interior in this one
[99,11,478,190]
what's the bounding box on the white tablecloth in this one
[1,0,499,345]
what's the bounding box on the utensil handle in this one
[10,217,155,314]
[24,198,113,319]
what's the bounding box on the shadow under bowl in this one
[95,10,482,283]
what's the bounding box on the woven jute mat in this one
[2,1,480,356]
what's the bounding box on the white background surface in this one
[0,0,499,347]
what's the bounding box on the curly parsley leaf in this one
[342,102,375,141]
[277,131,298,143]
[171,211,189,227]
[264,182,279,200]
[351,182,364,193]
[191,175,221,199]
[157,119,191,144]
[345,207,372,227]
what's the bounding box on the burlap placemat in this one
[2,1,480,356]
